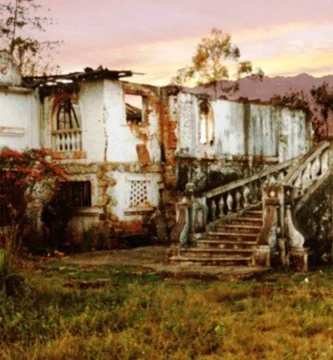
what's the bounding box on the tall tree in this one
[0,0,61,75]
[172,28,264,97]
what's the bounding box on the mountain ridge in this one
[189,73,333,101]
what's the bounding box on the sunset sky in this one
[38,0,333,85]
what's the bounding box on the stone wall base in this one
[254,245,271,267]
[289,247,310,272]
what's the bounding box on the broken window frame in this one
[199,100,215,145]
[56,98,81,131]
[52,96,83,152]
[124,93,149,124]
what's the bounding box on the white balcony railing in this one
[52,129,82,152]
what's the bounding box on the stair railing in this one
[283,141,329,202]
[260,140,331,271]
[202,158,299,225]
[281,140,330,243]
[171,157,303,247]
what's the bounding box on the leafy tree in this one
[172,28,264,97]
[0,0,61,75]
[0,148,64,266]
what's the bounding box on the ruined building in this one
[1,50,325,270]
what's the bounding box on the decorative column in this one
[284,187,310,272]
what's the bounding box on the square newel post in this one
[184,182,206,242]
[171,197,191,246]
[254,184,284,268]
[253,245,271,267]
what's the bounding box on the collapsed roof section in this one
[22,66,142,99]
[126,103,142,122]
[23,66,135,87]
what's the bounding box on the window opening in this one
[60,181,91,208]
[57,98,81,130]
[125,94,147,123]
[129,180,149,208]
[52,96,82,152]
[199,100,214,145]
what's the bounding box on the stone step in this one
[168,255,253,266]
[180,248,254,258]
[228,217,263,225]
[197,239,258,249]
[244,210,263,219]
[207,231,258,241]
[216,224,262,234]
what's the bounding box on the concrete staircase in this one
[168,208,263,266]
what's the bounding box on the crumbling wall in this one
[60,161,163,246]
[279,107,311,162]
[7,73,311,247]
[80,80,106,162]
[160,88,311,196]
[43,80,165,245]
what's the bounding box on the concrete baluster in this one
[321,150,329,174]
[243,186,251,208]
[211,199,217,221]
[235,190,242,211]
[226,192,233,213]
[302,163,312,189]
[218,196,224,218]
[311,156,321,180]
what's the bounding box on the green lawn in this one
[2,261,333,359]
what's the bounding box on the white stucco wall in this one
[247,104,279,157]
[279,108,310,161]
[177,92,199,156]
[0,89,40,151]
[109,171,161,221]
[104,80,161,163]
[174,92,310,162]
[80,80,106,162]
[213,100,245,156]
[42,80,162,164]
[103,81,140,163]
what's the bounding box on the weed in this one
[2,263,333,359]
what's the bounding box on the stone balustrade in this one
[203,158,298,224]
[260,140,332,271]
[283,141,329,201]
[171,139,333,272]
[52,129,82,152]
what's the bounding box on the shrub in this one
[41,190,73,250]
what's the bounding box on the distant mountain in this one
[189,73,333,102]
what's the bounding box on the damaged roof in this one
[23,66,141,88]
[126,103,142,120]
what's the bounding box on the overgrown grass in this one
[2,262,333,359]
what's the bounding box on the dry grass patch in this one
[2,262,333,359]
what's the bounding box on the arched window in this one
[199,100,214,145]
[52,96,82,152]
[56,98,81,130]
